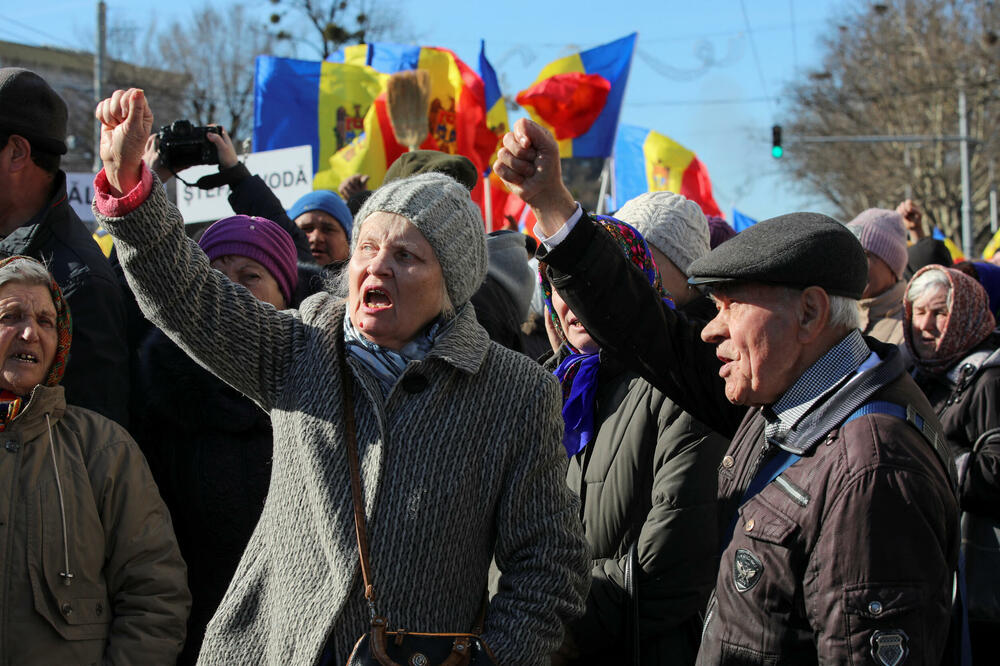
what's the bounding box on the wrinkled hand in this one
[494,118,576,237]
[207,126,239,169]
[96,88,153,196]
[142,134,172,184]
[897,199,925,239]
[338,173,369,201]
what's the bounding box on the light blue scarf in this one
[342,314,446,393]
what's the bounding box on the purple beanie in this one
[198,215,299,304]
[707,216,738,249]
[847,208,909,280]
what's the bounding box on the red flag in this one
[516,73,611,140]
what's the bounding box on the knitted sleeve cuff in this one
[93,164,154,218]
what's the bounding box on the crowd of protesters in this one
[2,64,1000,666]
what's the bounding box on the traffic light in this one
[771,125,783,159]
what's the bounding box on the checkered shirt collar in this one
[762,329,871,447]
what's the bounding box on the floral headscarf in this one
[539,217,674,457]
[904,264,995,374]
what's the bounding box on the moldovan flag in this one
[612,124,723,218]
[479,40,516,230]
[316,42,499,194]
[253,55,387,178]
[516,33,636,158]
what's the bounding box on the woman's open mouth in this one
[362,287,393,312]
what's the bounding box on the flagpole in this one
[609,152,617,212]
[596,157,611,214]
[483,172,493,230]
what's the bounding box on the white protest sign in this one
[65,173,98,223]
[175,145,314,224]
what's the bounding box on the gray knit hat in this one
[0,68,68,155]
[615,191,709,276]
[847,208,908,280]
[354,172,487,307]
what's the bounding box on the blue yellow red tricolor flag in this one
[316,43,500,193]
[516,33,636,159]
[253,55,388,178]
[613,124,723,218]
[478,40,516,230]
[254,44,507,225]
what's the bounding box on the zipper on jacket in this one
[700,591,717,645]
[1,436,23,665]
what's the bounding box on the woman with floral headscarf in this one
[0,255,189,664]
[541,219,728,666]
[904,264,1000,661]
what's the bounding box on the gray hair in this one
[0,256,52,291]
[773,286,859,330]
[906,268,952,309]
[827,294,862,330]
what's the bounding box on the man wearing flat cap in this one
[496,118,960,665]
[0,67,128,425]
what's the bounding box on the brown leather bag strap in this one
[338,338,378,614]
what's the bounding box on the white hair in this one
[827,294,862,330]
[906,268,952,309]
[0,256,52,291]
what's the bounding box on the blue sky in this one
[5,0,852,221]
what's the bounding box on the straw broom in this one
[386,69,432,152]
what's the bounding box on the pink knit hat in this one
[847,208,909,280]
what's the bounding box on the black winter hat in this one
[0,68,68,155]
[687,212,868,299]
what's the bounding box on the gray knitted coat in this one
[97,183,589,665]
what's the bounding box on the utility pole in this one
[92,1,106,173]
[959,88,973,258]
[990,159,998,235]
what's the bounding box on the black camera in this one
[156,120,222,170]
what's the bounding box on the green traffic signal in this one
[771,125,783,159]
[772,145,783,159]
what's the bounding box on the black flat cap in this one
[0,68,68,155]
[687,212,867,299]
[384,150,479,192]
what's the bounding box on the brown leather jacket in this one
[697,349,958,665]
[539,215,960,665]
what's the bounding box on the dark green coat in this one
[549,351,728,665]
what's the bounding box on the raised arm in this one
[494,118,744,436]
[93,89,300,410]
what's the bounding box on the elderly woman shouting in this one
[93,89,588,665]
[904,264,1000,663]
[0,255,189,664]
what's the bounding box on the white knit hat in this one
[615,191,709,276]
[354,172,487,307]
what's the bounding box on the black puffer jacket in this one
[914,331,1000,520]
[546,350,728,665]
[0,171,129,425]
[132,328,273,665]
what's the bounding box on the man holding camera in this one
[0,67,129,425]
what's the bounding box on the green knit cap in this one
[353,172,487,307]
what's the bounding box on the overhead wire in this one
[740,0,773,109]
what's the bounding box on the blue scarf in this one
[343,314,446,394]
[540,217,676,459]
[553,352,602,458]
